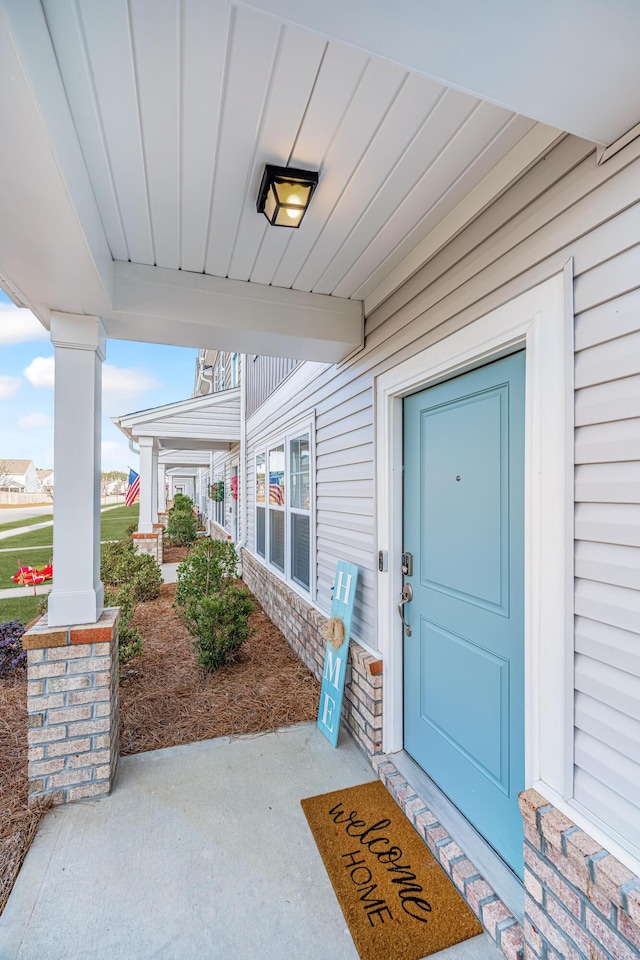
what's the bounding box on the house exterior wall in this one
[205,448,239,541]
[241,133,640,955]
[246,355,300,417]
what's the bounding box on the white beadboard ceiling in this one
[42,0,537,303]
[7,0,609,356]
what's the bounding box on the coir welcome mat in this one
[301,780,483,960]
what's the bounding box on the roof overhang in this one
[113,387,241,449]
[2,1,638,356]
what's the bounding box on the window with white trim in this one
[254,428,312,593]
[256,454,266,558]
[268,445,285,572]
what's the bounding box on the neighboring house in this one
[4,7,640,960]
[0,459,43,493]
[36,468,54,494]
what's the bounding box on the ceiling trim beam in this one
[364,123,564,315]
[109,261,363,362]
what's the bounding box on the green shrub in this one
[175,538,238,606]
[175,540,254,671]
[166,508,197,546]
[172,493,194,513]
[104,583,143,664]
[100,538,162,601]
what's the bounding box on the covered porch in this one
[1,723,502,960]
[3,3,640,960]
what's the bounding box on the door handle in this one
[398,583,413,637]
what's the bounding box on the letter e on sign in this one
[317,561,359,747]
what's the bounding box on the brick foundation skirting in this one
[519,789,640,960]
[241,549,383,757]
[24,608,120,804]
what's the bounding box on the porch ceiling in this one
[2,2,637,357]
[161,450,216,468]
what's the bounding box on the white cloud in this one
[0,375,21,400]
[18,412,52,430]
[24,356,54,389]
[0,303,48,345]
[23,356,161,405]
[102,364,161,401]
[101,440,134,472]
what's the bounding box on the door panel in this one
[403,351,525,876]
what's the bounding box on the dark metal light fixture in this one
[257,164,319,227]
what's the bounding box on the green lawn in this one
[0,594,43,626]
[0,512,53,533]
[0,505,140,592]
[99,504,139,541]
[0,504,139,550]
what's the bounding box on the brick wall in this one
[520,790,640,960]
[24,608,119,804]
[208,520,232,542]
[373,754,525,960]
[241,549,382,758]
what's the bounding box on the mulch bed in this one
[121,583,320,754]
[161,543,190,563]
[0,673,50,914]
[1,580,320,913]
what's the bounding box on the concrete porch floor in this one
[1,723,503,960]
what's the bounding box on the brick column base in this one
[24,608,120,805]
[519,789,640,960]
[132,530,163,564]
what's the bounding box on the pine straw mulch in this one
[160,543,190,563]
[0,582,321,915]
[0,672,51,915]
[120,582,320,754]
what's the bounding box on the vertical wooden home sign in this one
[317,561,359,747]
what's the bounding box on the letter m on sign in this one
[317,561,359,747]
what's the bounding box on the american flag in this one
[269,484,284,506]
[125,468,140,507]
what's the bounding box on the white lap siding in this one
[574,288,640,853]
[246,133,640,851]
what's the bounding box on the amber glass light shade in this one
[257,165,319,227]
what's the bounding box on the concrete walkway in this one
[0,583,51,600]
[0,520,53,542]
[1,724,502,960]
[161,561,180,584]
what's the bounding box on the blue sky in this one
[0,291,198,472]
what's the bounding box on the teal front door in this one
[403,351,525,876]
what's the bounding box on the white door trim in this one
[375,269,574,798]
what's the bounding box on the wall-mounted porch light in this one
[256,164,319,227]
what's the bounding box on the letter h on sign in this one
[317,560,359,747]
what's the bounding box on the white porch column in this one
[209,451,214,522]
[48,313,105,627]
[137,436,156,533]
[158,463,167,513]
[151,442,159,524]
